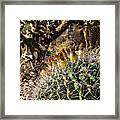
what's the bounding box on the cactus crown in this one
[38,47,100,100]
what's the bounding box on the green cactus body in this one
[38,53,100,100]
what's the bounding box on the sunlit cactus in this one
[38,48,100,100]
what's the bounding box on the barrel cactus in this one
[37,48,100,100]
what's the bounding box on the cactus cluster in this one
[38,48,100,100]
